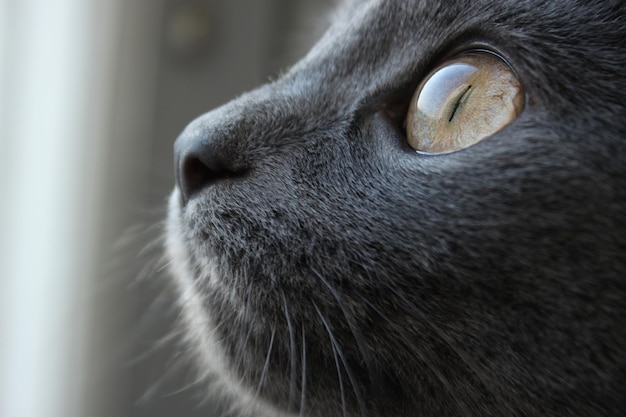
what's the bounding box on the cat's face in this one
[165,1,626,416]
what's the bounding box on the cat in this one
[164,0,626,416]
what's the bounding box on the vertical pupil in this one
[449,84,472,122]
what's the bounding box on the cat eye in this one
[405,51,524,154]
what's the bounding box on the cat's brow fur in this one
[165,0,626,416]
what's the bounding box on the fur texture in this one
[165,0,626,416]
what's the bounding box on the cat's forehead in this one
[288,0,624,119]
[317,0,619,55]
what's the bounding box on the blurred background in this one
[0,0,332,416]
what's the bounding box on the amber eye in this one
[406,51,524,154]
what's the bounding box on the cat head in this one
[166,1,626,416]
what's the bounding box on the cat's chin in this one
[165,189,422,417]
[165,190,294,417]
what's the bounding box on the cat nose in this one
[174,122,247,205]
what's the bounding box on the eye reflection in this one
[417,63,478,119]
[406,51,524,154]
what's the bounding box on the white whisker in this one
[298,323,307,417]
[314,302,367,417]
[281,291,298,413]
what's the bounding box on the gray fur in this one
[165,0,626,416]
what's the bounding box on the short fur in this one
[165,0,626,416]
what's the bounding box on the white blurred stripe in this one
[0,1,119,416]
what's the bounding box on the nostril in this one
[181,156,219,199]
[177,150,247,205]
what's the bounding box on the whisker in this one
[314,301,346,417]
[156,259,173,273]
[236,324,277,417]
[281,291,298,413]
[234,318,256,375]
[382,283,510,413]
[310,268,371,370]
[298,323,307,417]
[356,292,456,399]
[254,325,276,399]
[162,372,205,397]
[134,342,197,408]
[313,302,367,417]
[121,290,176,367]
